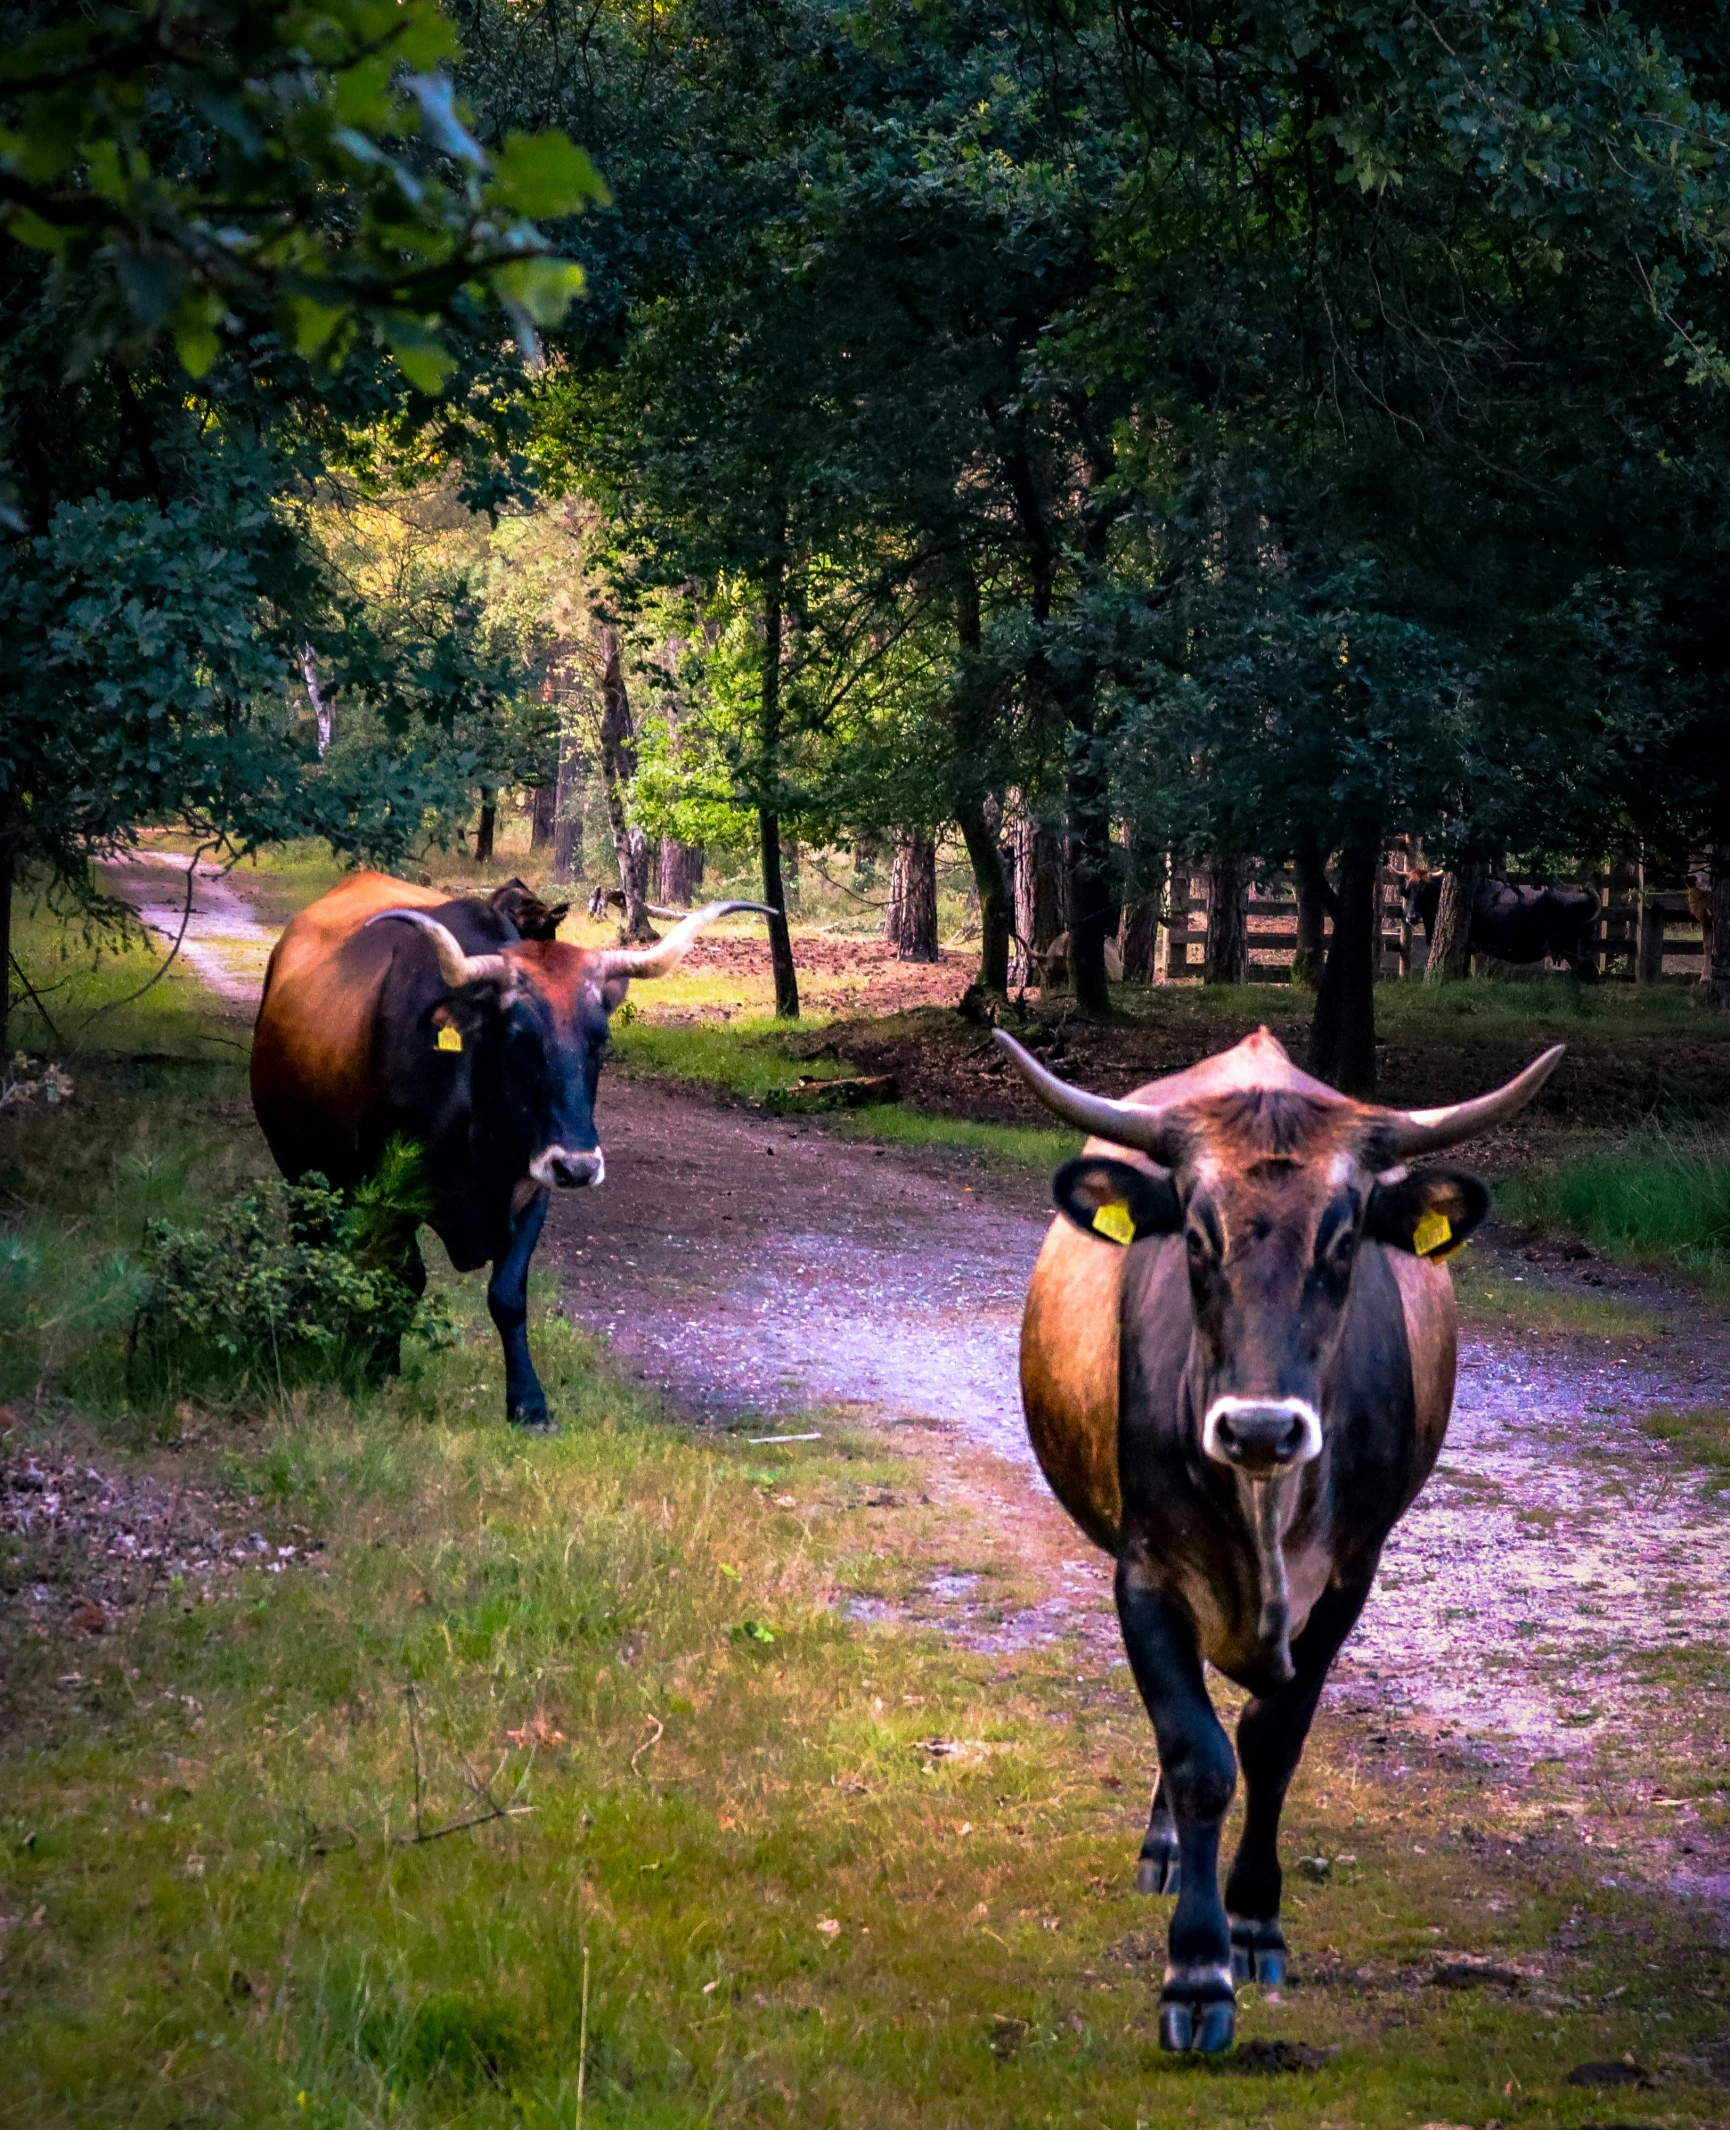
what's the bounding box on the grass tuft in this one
[1500,1135,1730,1282]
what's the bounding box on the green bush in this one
[135,1139,455,1394]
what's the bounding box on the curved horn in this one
[366,909,514,989]
[1379,1043,1566,1159]
[597,900,779,981]
[994,1030,1188,1163]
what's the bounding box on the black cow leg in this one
[488,1188,552,1429]
[1223,1581,1371,1987]
[1116,1563,1237,2053]
[1137,1775,1181,1895]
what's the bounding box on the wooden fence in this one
[1157,858,1709,983]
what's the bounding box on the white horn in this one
[993,1031,1189,1162]
[597,901,779,981]
[366,909,515,989]
[1380,1043,1566,1159]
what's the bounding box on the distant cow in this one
[1404,873,1600,978]
[252,873,772,1428]
[1035,930,1123,989]
[999,1024,1561,2054]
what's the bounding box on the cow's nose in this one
[532,1146,605,1189]
[1202,1397,1321,1472]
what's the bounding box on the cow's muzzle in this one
[1202,1395,1322,1474]
[530,1146,605,1189]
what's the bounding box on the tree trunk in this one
[1425,859,1483,984]
[659,835,705,909]
[597,630,655,943]
[1066,753,1115,1018]
[956,795,1012,992]
[1116,836,1164,984]
[759,574,799,1017]
[302,649,333,757]
[530,779,557,852]
[1291,844,1332,989]
[1307,834,1380,1094]
[551,727,584,886]
[1203,853,1248,984]
[1013,818,1068,985]
[886,833,940,961]
[1709,845,1730,1011]
[474,789,497,865]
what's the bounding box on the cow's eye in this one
[1325,1228,1356,1268]
[1186,1227,1210,1265]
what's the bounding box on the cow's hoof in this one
[1137,1832,1181,1895]
[1158,1997,1235,2053]
[1159,1965,1235,2052]
[1229,1918,1287,1986]
[509,1410,559,1436]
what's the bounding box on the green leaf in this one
[488,131,609,218]
[378,314,457,395]
[172,317,220,378]
[286,292,349,358]
[492,257,586,327]
[2,207,67,253]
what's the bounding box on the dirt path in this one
[97,849,273,1009]
[100,861,1730,1901]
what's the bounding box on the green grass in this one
[1448,1251,1661,1341]
[832,1105,1079,1171]
[1500,1136,1730,1280]
[1639,1404,1730,1479]
[610,1018,1080,1171]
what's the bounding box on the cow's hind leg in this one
[488,1187,552,1430]
[1116,1563,1237,2053]
[1224,1581,1370,1987]
[1137,1775,1180,1895]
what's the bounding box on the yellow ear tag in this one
[1092,1200,1136,1247]
[1412,1208,1452,1258]
[436,1023,463,1053]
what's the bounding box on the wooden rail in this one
[1154,857,1708,983]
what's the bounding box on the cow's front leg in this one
[1115,1561,1237,2053]
[1137,1773,1180,1895]
[1224,1580,1371,1987]
[488,1187,552,1429]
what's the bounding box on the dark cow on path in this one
[997,1025,1562,2054]
[1404,872,1600,978]
[251,872,772,1428]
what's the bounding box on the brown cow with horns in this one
[997,1023,1563,2055]
[251,872,774,1428]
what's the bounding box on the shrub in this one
[134,1139,455,1394]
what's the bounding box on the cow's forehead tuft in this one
[1184,1088,1368,1167]
[502,941,609,1017]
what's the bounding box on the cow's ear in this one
[1053,1157,1179,1247]
[1365,1167,1490,1260]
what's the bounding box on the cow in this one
[1032,931,1123,990]
[1404,872,1600,978]
[996,1023,1563,2054]
[251,872,773,1429]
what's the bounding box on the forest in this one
[7,4,1730,2126]
[7,0,1730,1081]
